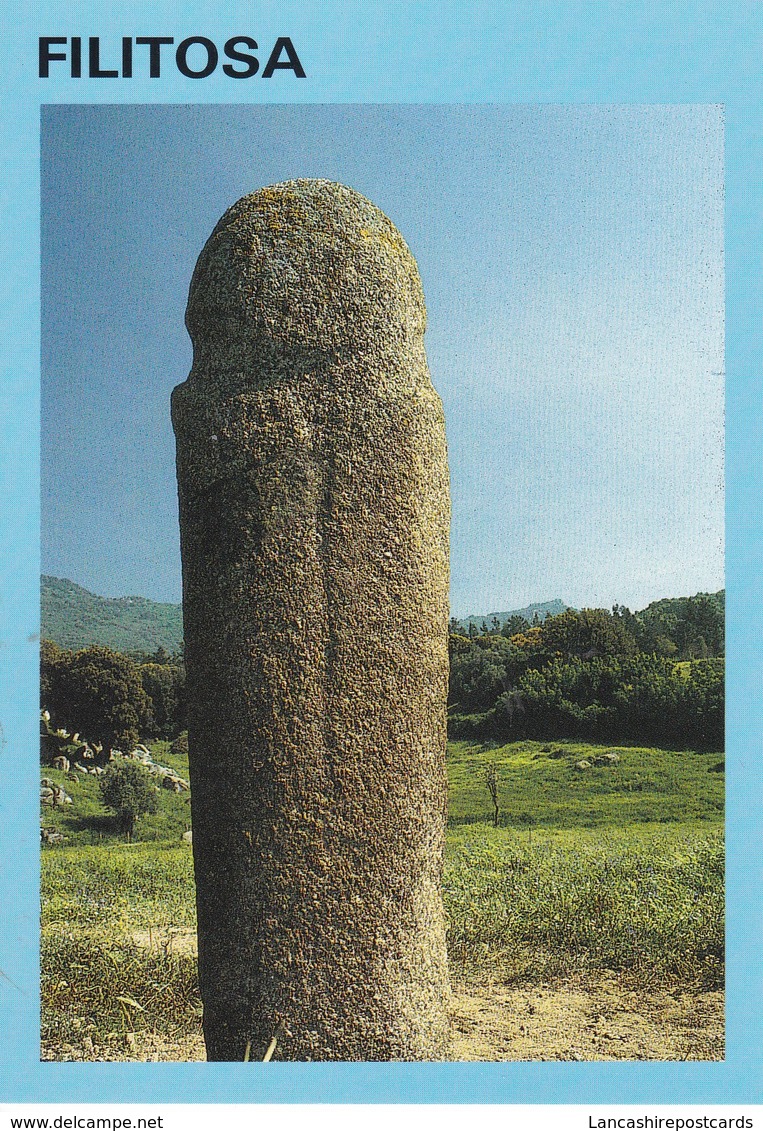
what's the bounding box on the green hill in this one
[41,576,183,655]
[42,574,724,662]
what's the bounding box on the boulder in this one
[41,828,67,845]
[594,752,621,766]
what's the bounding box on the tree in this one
[140,662,183,738]
[52,645,151,751]
[449,639,511,710]
[541,608,636,659]
[40,639,62,708]
[484,762,500,828]
[634,591,724,659]
[501,614,530,638]
[507,625,544,653]
[99,760,158,840]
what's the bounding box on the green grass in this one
[41,841,199,1053]
[41,738,725,1054]
[43,737,724,847]
[444,822,723,987]
[41,740,191,846]
[42,930,200,1052]
[42,843,196,931]
[447,740,724,830]
[443,739,724,987]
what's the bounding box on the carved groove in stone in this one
[172,179,451,1061]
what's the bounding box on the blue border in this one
[1,0,761,1105]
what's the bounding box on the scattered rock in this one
[41,827,67,845]
[40,782,72,806]
[593,752,620,766]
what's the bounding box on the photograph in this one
[38,103,725,1064]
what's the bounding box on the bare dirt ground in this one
[43,929,724,1062]
[449,975,724,1061]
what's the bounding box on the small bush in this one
[100,761,158,840]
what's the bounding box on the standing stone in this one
[172,179,451,1061]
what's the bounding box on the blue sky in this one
[41,103,724,617]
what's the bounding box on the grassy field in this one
[447,739,724,829]
[41,740,192,845]
[41,737,724,1060]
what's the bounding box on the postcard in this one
[1,0,761,1114]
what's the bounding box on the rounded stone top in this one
[186,180,426,359]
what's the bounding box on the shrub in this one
[100,761,158,840]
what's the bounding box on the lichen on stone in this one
[173,180,450,1062]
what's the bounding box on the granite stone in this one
[172,179,451,1061]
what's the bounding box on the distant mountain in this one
[41,576,183,655]
[43,575,566,654]
[453,591,726,649]
[41,575,725,657]
[454,599,569,632]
